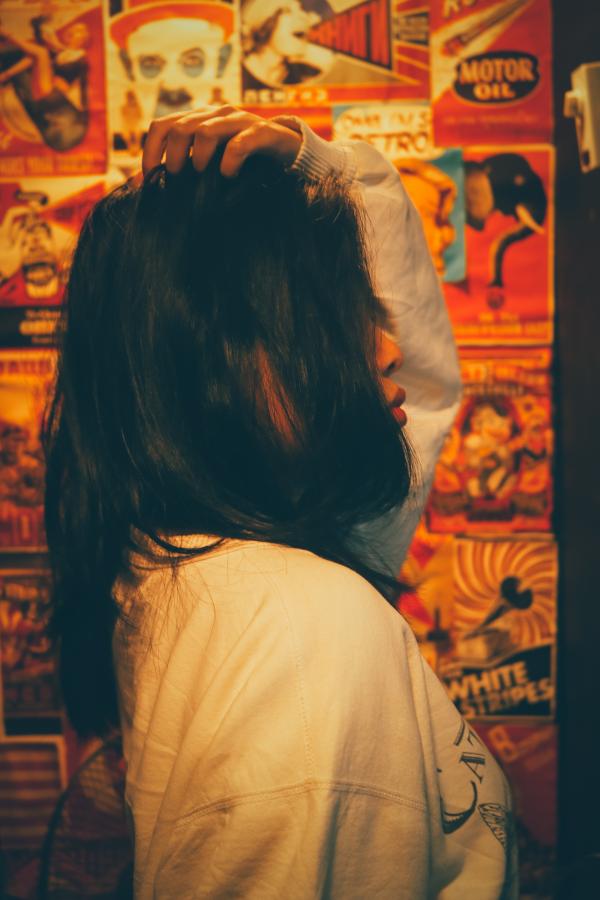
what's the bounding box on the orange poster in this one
[241,0,430,106]
[0,349,54,550]
[427,348,553,534]
[0,1,107,176]
[444,145,553,345]
[430,0,552,145]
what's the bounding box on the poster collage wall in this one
[0,0,556,893]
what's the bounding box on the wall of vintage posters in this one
[0,0,556,894]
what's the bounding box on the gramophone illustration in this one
[454,575,533,667]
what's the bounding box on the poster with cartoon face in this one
[477,722,556,895]
[428,348,553,533]
[0,177,105,345]
[430,0,552,145]
[0,350,54,550]
[444,145,553,344]
[333,101,466,281]
[241,0,430,105]
[108,1,239,173]
[438,537,557,718]
[0,570,59,724]
[0,1,107,176]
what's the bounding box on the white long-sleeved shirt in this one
[114,131,517,898]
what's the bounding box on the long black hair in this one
[44,152,413,737]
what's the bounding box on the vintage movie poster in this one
[430,0,552,145]
[0,570,60,724]
[437,537,557,718]
[477,722,556,894]
[0,349,54,551]
[444,145,553,344]
[396,524,455,671]
[0,737,65,851]
[241,0,430,106]
[108,1,239,173]
[0,1,107,176]
[427,347,553,533]
[0,177,105,346]
[333,102,466,281]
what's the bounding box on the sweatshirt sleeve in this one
[290,121,462,574]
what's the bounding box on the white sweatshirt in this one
[113,129,517,898]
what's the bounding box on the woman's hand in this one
[141,106,302,178]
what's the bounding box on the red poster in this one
[444,145,553,345]
[0,349,55,550]
[0,570,59,724]
[477,723,556,893]
[428,348,553,534]
[245,105,333,140]
[0,1,107,176]
[241,0,430,106]
[430,0,552,145]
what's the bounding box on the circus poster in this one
[333,101,466,282]
[241,0,430,106]
[0,570,60,724]
[444,145,553,345]
[430,0,552,145]
[108,1,239,174]
[0,1,107,176]
[0,350,54,551]
[438,537,557,719]
[427,348,553,534]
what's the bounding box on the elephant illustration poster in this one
[0,1,107,176]
[430,0,552,145]
[443,145,553,345]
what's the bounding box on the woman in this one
[44,107,516,897]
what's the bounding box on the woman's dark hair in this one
[44,152,413,737]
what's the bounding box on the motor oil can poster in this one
[108,1,239,172]
[0,349,54,551]
[0,1,107,176]
[430,0,552,145]
[241,0,430,106]
[444,145,553,345]
[428,347,553,534]
[332,102,466,281]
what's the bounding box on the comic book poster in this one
[430,0,552,145]
[333,102,466,281]
[0,570,60,725]
[241,0,430,106]
[444,145,553,344]
[477,722,556,894]
[0,350,54,551]
[427,348,553,533]
[436,537,556,718]
[0,177,105,346]
[0,1,107,176]
[108,1,239,174]
[0,737,65,849]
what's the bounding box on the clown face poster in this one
[428,348,553,533]
[0,1,107,176]
[0,570,59,725]
[0,350,54,550]
[0,177,105,345]
[430,0,552,145]
[438,537,557,718]
[241,0,430,106]
[333,102,466,282]
[108,1,239,172]
[444,145,553,345]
